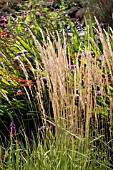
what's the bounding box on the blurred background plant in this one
[83,0,113,28]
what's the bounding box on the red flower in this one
[20,84,27,87]
[26,62,31,68]
[99,108,104,110]
[28,80,32,84]
[18,78,26,83]
[20,80,33,87]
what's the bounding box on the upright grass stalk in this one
[26,21,113,143]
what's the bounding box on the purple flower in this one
[16,50,28,55]
[14,56,21,61]
[17,90,22,93]
[28,56,32,59]
[97,58,102,61]
[7,79,11,82]
[78,53,82,57]
[0,76,2,81]
[16,90,22,96]
[107,108,110,111]
[91,51,94,55]
[78,31,84,37]
[75,23,81,28]
[38,126,46,131]
[71,69,75,73]
[42,77,47,82]
[87,19,90,23]
[97,37,101,44]
[71,65,76,69]
[10,122,16,138]
[96,91,101,95]
[100,23,104,29]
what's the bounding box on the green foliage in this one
[1,129,113,170]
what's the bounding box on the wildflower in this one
[100,23,104,29]
[36,12,41,16]
[0,22,7,28]
[16,89,22,96]
[20,84,27,87]
[96,91,101,95]
[91,51,94,56]
[18,78,26,83]
[16,50,28,55]
[17,89,22,93]
[27,80,33,85]
[10,122,16,138]
[38,126,46,131]
[6,77,11,82]
[28,56,32,59]
[86,19,90,23]
[71,64,76,69]
[107,108,110,111]
[14,56,21,61]
[24,11,30,15]
[0,31,10,37]
[97,37,101,44]
[71,69,75,73]
[97,58,102,61]
[20,80,33,87]
[2,70,6,74]
[0,16,7,22]
[71,64,76,73]
[48,0,54,5]
[78,31,84,37]
[0,76,2,81]
[78,53,82,57]
[6,33,10,38]
[26,62,31,68]
[75,23,82,28]
[42,77,47,82]
[35,5,39,9]
[82,118,85,121]
[99,108,104,110]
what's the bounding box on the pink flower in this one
[36,12,41,16]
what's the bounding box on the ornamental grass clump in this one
[0,16,113,169]
[28,23,113,139]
